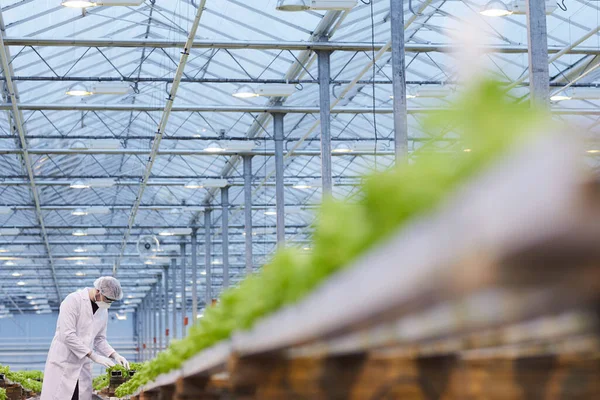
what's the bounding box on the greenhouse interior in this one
[0,0,599,399]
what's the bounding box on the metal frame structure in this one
[1,1,599,363]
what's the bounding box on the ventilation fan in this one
[137,235,160,259]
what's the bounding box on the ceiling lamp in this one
[232,85,258,98]
[66,83,93,96]
[62,1,95,8]
[75,271,86,277]
[256,84,296,97]
[90,82,132,95]
[204,141,225,153]
[276,0,310,11]
[158,231,175,237]
[264,209,277,216]
[332,143,353,153]
[554,87,600,101]
[550,94,572,102]
[389,91,417,100]
[510,0,557,14]
[413,86,453,98]
[11,271,21,277]
[480,0,512,17]
[72,229,87,237]
[72,208,88,216]
[70,180,90,189]
[0,228,20,236]
[0,207,13,215]
[17,281,26,286]
[309,0,357,10]
[184,180,204,189]
[293,180,313,189]
[73,247,87,253]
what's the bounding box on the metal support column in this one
[157,277,163,352]
[243,156,253,274]
[273,112,286,246]
[152,285,157,357]
[525,0,549,107]
[164,265,170,347]
[144,298,149,360]
[135,306,141,362]
[180,242,186,336]
[221,188,230,289]
[171,257,177,340]
[317,48,332,194]
[390,0,408,159]
[204,209,212,304]
[191,229,198,320]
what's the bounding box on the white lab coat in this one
[41,288,115,400]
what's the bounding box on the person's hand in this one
[89,352,115,368]
[111,353,130,370]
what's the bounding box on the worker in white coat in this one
[41,277,130,400]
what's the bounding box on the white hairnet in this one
[94,276,123,301]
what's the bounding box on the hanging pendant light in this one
[480,0,512,17]
[66,83,93,96]
[232,85,258,98]
[276,0,310,11]
[62,1,96,7]
[204,141,225,153]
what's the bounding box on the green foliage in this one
[92,375,109,391]
[0,387,6,400]
[93,362,145,392]
[116,80,547,397]
[0,365,44,394]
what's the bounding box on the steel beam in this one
[0,103,405,113]
[204,209,212,305]
[5,37,600,54]
[171,256,177,341]
[243,156,253,275]
[0,11,62,302]
[0,103,594,114]
[317,48,332,194]
[180,242,186,337]
[191,229,198,321]
[0,148,396,156]
[114,0,207,274]
[221,188,229,289]
[390,0,408,160]
[525,0,549,107]
[273,112,286,246]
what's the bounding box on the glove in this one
[89,352,115,368]
[111,352,130,370]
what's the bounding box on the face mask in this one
[95,291,112,309]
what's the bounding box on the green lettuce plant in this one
[116,80,546,397]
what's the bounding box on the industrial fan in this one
[137,235,160,259]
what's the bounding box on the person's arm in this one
[59,295,91,359]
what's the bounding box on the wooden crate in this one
[4,384,23,400]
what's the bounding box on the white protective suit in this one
[41,288,115,400]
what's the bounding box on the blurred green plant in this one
[116,80,547,397]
